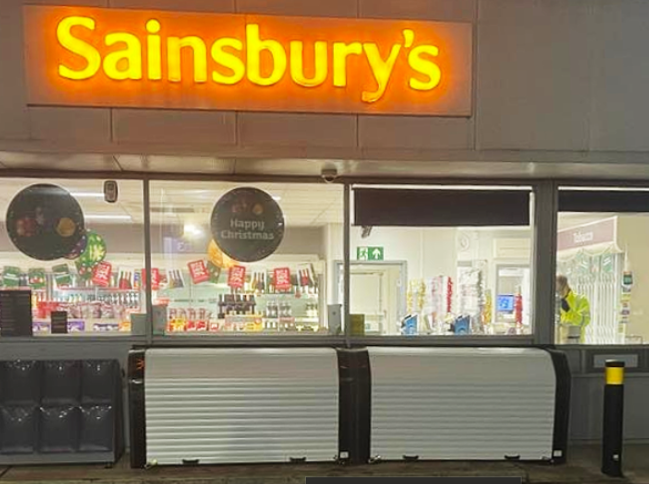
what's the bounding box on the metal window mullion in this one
[143,177,153,346]
[532,181,558,345]
[343,183,351,348]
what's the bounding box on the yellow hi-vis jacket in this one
[560,290,591,342]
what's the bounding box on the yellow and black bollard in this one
[602,360,625,477]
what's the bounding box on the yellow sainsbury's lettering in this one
[146,19,161,80]
[54,15,446,102]
[362,42,401,103]
[332,42,362,87]
[103,32,142,80]
[408,45,441,91]
[211,38,245,85]
[290,41,327,88]
[168,36,207,83]
[246,24,286,86]
[57,16,101,80]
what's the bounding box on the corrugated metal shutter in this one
[145,348,339,465]
[369,347,556,461]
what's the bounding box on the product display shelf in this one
[160,280,323,333]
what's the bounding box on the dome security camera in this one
[321,168,338,183]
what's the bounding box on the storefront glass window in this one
[150,181,343,336]
[347,185,534,337]
[556,187,649,345]
[0,178,145,337]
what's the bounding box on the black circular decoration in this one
[210,187,285,263]
[6,184,85,261]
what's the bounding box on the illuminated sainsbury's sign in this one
[23,6,473,115]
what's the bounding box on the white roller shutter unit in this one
[369,347,557,461]
[145,348,339,465]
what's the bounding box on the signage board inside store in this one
[0,290,34,337]
[557,217,616,252]
[23,6,472,116]
[357,246,384,261]
[51,310,69,334]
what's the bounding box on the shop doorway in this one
[334,261,407,335]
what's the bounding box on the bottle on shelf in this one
[249,295,256,315]
[217,294,225,319]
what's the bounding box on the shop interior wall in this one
[0,223,325,258]
[328,223,531,301]
[329,225,458,279]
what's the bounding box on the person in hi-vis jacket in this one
[556,274,591,343]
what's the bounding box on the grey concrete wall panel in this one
[30,108,112,144]
[359,117,473,151]
[238,113,357,148]
[570,375,649,441]
[359,0,476,22]
[476,0,590,151]
[589,0,649,151]
[109,0,234,12]
[29,0,107,5]
[0,0,29,140]
[113,111,237,148]
[237,0,357,17]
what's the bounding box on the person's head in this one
[556,274,570,297]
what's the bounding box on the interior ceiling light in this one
[272,195,281,201]
[183,223,204,239]
[85,214,132,220]
[70,192,104,198]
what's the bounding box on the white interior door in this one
[350,271,385,334]
[335,262,406,335]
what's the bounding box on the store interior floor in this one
[0,444,647,484]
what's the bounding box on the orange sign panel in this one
[23,6,473,116]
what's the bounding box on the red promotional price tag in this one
[91,261,113,287]
[151,268,160,290]
[274,267,292,291]
[300,269,310,286]
[228,265,246,289]
[188,260,210,284]
[142,268,161,290]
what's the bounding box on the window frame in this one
[0,171,561,347]
[555,183,649,347]
[345,180,544,345]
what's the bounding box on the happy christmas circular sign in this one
[210,188,285,262]
[6,184,85,261]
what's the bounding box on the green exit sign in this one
[357,246,384,261]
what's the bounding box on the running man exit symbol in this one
[357,246,384,261]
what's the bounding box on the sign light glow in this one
[24,6,472,115]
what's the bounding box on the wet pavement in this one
[0,444,646,484]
